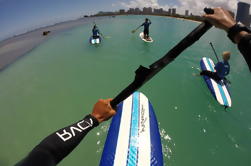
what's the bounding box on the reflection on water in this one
[159,125,175,165]
[96,123,109,153]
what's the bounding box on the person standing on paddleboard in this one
[200,51,231,82]
[15,99,116,166]
[92,24,101,39]
[141,18,151,40]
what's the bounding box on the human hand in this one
[91,98,116,123]
[203,7,236,31]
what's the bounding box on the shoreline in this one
[0,16,107,71]
[0,15,200,72]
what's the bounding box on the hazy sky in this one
[0,0,250,40]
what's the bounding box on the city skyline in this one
[0,0,251,41]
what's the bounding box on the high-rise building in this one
[143,7,152,14]
[154,8,164,14]
[119,9,125,14]
[168,8,171,15]
[171,8,176,15]
[127,8,135,14]
[135,8,141,14]
[185,10,189,16]
[236,2,250,26]
[250,15,251,27]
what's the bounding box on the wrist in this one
[227,22,251,43]
[91,112,103,123]
[234,31,249,44]
[86,114,99,126]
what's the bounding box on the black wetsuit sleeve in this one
[15,114,99,166]
[237,34,251,71]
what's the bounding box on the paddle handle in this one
[204,8,214,14]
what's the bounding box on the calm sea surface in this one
[0,15,251,166]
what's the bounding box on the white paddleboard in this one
[89,36,101,44]
[139,32,153,43]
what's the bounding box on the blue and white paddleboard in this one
[100,92,163,166]
[89,36,101,44]
[200,57,232,107]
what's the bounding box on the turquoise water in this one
[0,15,251,166]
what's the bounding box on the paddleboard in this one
[200,57,232,107]
[100,92,163,166]
[89,36,101,44]
[139,32,153,43]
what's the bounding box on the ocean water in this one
[0,15,251,166]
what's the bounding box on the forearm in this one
[16,114,99,166]
[237,33,251,71]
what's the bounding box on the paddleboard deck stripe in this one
[149,101,164,165]
[126,92,140,166]
[216,83,228,106]
[99,102,123,165]
[137,94,151,166]
[205,58,225,104]
[113,95,133,166]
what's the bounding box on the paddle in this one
[110,8,214,109]
[209,42,231,85]
[209,42,220,62]
[131,25,141,33]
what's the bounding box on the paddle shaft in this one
[110,8,214,109]
[210,42,220,62]
[132,25,141,33]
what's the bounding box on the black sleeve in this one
[237,34,251,71]
[15,114,99,166]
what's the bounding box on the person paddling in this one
[141,18,152,40]
[92,24,101,39]
[132,18,152,41]
[200,51,231,82]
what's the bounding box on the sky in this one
[0,0,251,41]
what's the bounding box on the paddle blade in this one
[131,30,136,33]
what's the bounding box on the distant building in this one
[127,8,135,14]
[168,8,171,15]
[97,11,114,15]
[154,8,164,14]
[171,8,176,15]
[249,15,251,28]
[185,10,189,16]
[135,8,141,14]
[119,9,125,14]
[236,2,250,26]
[143,7,152,14]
